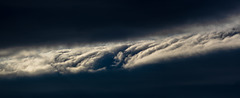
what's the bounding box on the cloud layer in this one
[0,27,240,77]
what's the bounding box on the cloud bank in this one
[0,27,240,77]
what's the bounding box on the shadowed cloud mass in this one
[1,0,240,48]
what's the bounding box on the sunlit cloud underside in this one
[0,28,240,77]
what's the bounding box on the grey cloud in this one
[0,26,240,77]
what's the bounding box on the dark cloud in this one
[1,0,240,48]
[0,47,240,98]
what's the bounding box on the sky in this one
[1,0,240,98]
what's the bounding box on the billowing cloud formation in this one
[0,28,240,77]
[1,0,240,48]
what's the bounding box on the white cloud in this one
[0,26,240,77]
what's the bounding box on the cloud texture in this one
[0,27,240,77]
